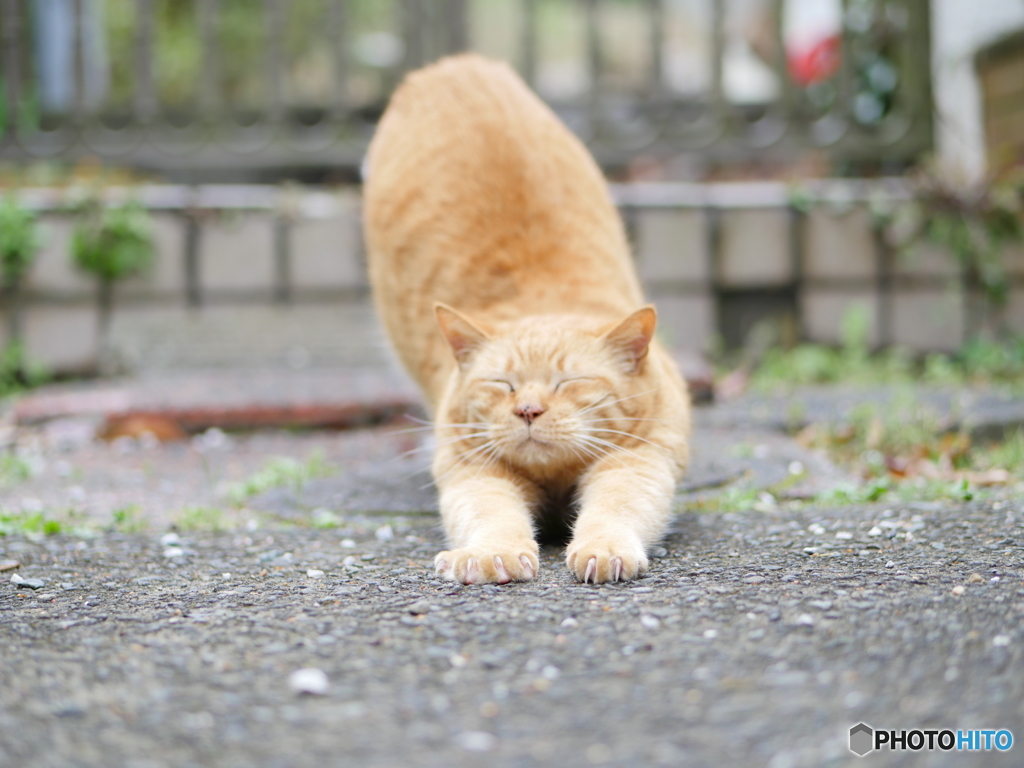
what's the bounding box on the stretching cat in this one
[364,54,690,584]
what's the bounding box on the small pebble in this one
[340,539,356,548]
[0,560,20,572]
[702,629,718,639]
[835,532,853,540]
[453,731,497,753]
[640,615,661,630]
[649,546,668,558]
[160,533,181,546]
[541,665,560,680]
[163,547,185,558]
[993,635,1011,647]
[560,617,579,629]
[448,654,468,669]
[375,524,394,542]
[951,585,965,596]
[306,569,325,579]
[966,573,985,584]
[796,614,815,626]
[407,600,432,615]
[10,574,45,590]
[288,668,329,695]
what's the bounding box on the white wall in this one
[931,0,1024,181]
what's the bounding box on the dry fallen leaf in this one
[963,468,1011,487]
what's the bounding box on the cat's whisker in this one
[573,437,631,470]
[576,434,661,471]
[578,392,612,413]
[574,388,660,417]
[577,427,670,453]
[471,443,504,482]
[397,431,492,459]
[428,438,501,488]
[579,417,669,425]
[391,419,490,434]
[425,431,492,446]
[399,463,435,483]
[567,443,597,468]
[398,414,435,426]
[388,425,439,435]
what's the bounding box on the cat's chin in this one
[506,436,576,469]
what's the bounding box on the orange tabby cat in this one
[364,54,690,584]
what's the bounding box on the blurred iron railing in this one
[0,0,932,178]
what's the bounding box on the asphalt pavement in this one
[1,383,1023,768]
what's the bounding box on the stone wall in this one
[3,182,1023,374]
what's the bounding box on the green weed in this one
[312,508,341,528]
[224,452,334,506]
[111,504,149,533]
[173,506,228,532]
[0,453,32,486]
[0,507,97,538]
[973,429,1024,476]
[0,510,62,536]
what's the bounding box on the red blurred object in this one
[788,34,841,86]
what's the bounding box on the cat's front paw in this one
[565,537,649,583]
[434,546,539,585]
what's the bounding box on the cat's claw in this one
[519,555,534,579]
[566,538,648,583]
[434,547,539,584]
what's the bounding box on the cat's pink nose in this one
[515,404,545,425]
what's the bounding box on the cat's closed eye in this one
[483,380,515,393]
[554,376,597,391]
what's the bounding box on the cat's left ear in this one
[435,302,491,368]
[603,305,657,373]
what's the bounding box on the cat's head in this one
[435,303,657,470]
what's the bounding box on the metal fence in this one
[1,0,932,178]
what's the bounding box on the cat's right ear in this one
[435,303,491,367]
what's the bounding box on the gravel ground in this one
[2,391,1023,767]
[3,498,1023,767]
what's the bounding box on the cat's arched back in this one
[364,53,645,409]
